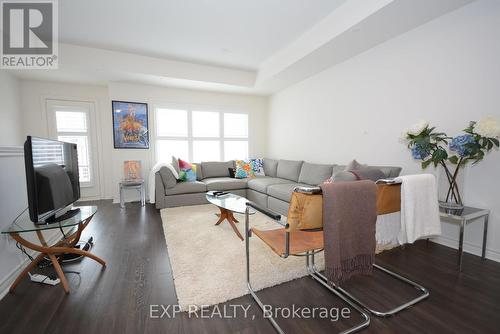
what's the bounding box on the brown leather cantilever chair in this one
[244,183,429,334]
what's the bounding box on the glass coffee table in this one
[206,192,255,241]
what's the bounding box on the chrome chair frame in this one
[306,247,429,317]
[245,203,370,334]
[244,184,431,333]
[295,185,429,317]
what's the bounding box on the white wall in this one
[20,81,111,200]
[107,82,269,202]
[269,0,500,260]
[20,80,269,202]
[0,71,22,145]
[0,72,26,297]
[0,150,30,298]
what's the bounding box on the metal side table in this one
[439,206,490,271]
[119,179,145,208]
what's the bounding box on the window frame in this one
[153,105,249,163]
[46,100,96,188]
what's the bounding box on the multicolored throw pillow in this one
[178,158,197,182]
[235,160,255,179]
[250,158,265,176]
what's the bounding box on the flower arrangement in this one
[403,117,500,206]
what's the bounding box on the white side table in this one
[119,179,145,208]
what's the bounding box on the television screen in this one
[24,136,80,223]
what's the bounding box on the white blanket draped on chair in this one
[395,174,441,244]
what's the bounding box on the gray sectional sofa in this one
[155,158,402,216]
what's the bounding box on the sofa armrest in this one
[158,166,177,189]
[155,172,165,209]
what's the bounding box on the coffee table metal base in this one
[215,207,244,241]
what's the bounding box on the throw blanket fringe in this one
[321,180,377,285]
[325,254,375,284]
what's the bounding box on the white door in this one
[46,99,101,199]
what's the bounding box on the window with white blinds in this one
[31,140,65,166]
[155,108,249,163]
[52,108,92,184]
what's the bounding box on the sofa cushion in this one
[203,177,248,191]
[247,176,294,193]
[350,168,386,181]
[376,166,402,178]
[345,159,367,171]
[333,165,346,175]
[344,159,401,179]
[263,158,278,177]
[247,189,268,208]
[276,160,303,182]
[298,162,334,185]
[267,183,309,202]
[194,163,203,180]
[165,181,207,195]
[333,164,401,182]
[332,171,357,182]
[159,166,177,189]
[201,161,234,178]
[267,196,290,217]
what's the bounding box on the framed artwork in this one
[112,100,149,149]
[123,160,142,180]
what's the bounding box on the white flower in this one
[406,120,429,136]
[475,117,500,138]
[399,131,409,143]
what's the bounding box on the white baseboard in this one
[0,261,29,301]
[111,197,149,204]
[432,235,500,263]
[77,195,102,202]
[0,231,66,300]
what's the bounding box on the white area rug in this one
[161,204,325,310]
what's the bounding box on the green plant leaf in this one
[421,160,432,169]
[448,155,459,164]
[472,150,485,164]
[432,148,448,162]
[491,138,499,147]
[481,139,488,149]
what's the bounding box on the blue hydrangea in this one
[449,135,475,157]
[411,144,430,160]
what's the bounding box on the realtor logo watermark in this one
[150,304,351,323]
[1,0,58,69]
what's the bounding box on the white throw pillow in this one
[165,163,179,179]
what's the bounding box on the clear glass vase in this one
[438,163,465,210]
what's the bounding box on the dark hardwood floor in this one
[1,200,499,334]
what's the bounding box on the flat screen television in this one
[24,136,81,224]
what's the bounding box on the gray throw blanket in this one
[320,180,377,284]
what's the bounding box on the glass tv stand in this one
[1,206,105,294]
